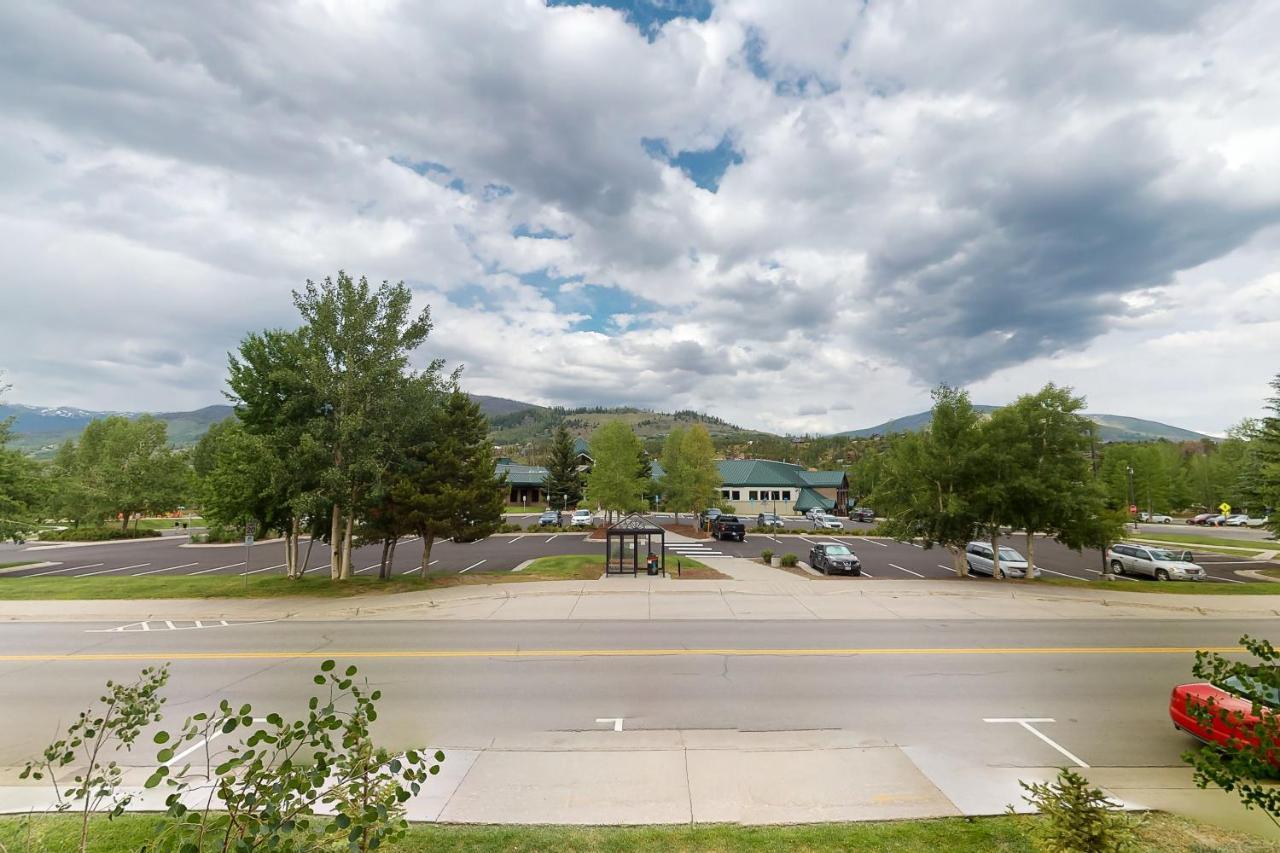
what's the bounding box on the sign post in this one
[244,520,258,590]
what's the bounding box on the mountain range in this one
[2,396,1212,457]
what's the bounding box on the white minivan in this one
[964,541,1037,578]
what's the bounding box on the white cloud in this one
[1,0,1279,436]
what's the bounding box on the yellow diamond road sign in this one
[1219,502,1231,515]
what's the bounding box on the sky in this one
[2,0,1279,435]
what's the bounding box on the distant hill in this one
[488,406,775,450]
[3,394,542,457]
[836,406,1211,443]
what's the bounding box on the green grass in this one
[1,812,1274,852]
[132,516,204,530]
[1029,577,1280,595]
[0,555,625,600]
[1124,530,1273,553]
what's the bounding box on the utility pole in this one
[1127,465,1137,530]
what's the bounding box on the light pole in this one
[1127,465,1137,530]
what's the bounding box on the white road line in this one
[1038,568,1090,581]
[133,562,197,576]
[888,562,925,578]
[241,563,285,576]
[304,564,329,575]
[909,542,922,548]
[767,535,779,543]
[544,536,556,543]
[1206,575,1247,585]
[509,535,526,544]
[190,562,246,576]
[28,562,104,577]
[429,560,439,566]
[460,560,486,573]
[163,716,270,769]
[440,537,452,543]
[76,563,150,577]
[402,536,420,543]
[937,564,953,572]
[857,538,887,547]
[164,620,176,630]
[799,536,818,544]
[596,717,624,732]
[860,570,874,577]
[984,718,1088,768]
[356,564,379,575]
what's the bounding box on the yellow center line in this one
[0,646,1242,663]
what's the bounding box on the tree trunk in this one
[1024,530,1036,579]
[120,512,131,531]
[378,538,391,579]
[301,534,315,580]
[289,517,301,579]
[330,505,342,580]
[420,532,435,578]
[990,528,1004,579]
[949,544,968,577]
[283,528,294,579]
[338,515,354,579]
[383,537,398,581]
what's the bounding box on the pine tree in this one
[543,425,584,509]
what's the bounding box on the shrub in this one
[780,553,798,567]
[760,549,774,563]
[1018,767,1139,852]
[38,527,161,542]
[496,523,524,533]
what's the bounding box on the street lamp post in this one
[1127,465,1137,530]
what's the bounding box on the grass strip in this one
[0,811,1274,852]
[1028,577,1280,595]
[0,554,644,600]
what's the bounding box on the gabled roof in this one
[716,459,806,486]
[572,437,592,458]
[793,489,835,511]
[495,461,549,486]
[799,470,847,488]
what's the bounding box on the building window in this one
[748,490,758,501]
[782,490,791,500]
[721,490,730,499]
[732,490,740,500]
[770,490,780,501]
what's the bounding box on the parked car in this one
[568,509,594,526]
[756,513,784,528]
[804,507,825,521]
[964,542,1036,578]
[1205,514,1226,526]
[538,510,560,527]
[1107,543,1205,581]
[711,515,745,542]
[811,514,843,530]
[808,542,861,576]
[850,507,876,523]
[1224,514,1251,527]
[1170,671,1278,757]
[1146,514,1173,524]
[1187,513,1215,525]
[702,508,723,527]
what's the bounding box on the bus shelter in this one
[604,513,666,576]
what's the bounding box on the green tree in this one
[981,384,1100,577]
[1253,374,1280,535]
[584,421,647,522]
[872,386,984,576]
[49,416,191,529]
[681,424,722,518]
[542,425,584,509]
[0,418,44,542]
[657,426,689,522]
[391,388,505,577]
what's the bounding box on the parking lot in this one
[5,523,1270,584]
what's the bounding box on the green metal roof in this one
[572,437,592,457]
[716,459,807,486]
[793,488,835,512]
[496,462,549,486]
[799,470,847,488]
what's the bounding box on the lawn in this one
[0,561,36,575]
[1029,577,1280,595]
[1124,530,1272,554]
[0,554,623,600]
[0,811,1273,852]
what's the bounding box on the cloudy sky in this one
[3,0,1279,435]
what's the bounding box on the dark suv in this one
[850,507,875,523]
[808,543,862,575]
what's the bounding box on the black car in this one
[808,543,861,575]
[711,515,746,542]
[850,507,875,523]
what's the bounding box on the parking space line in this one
[460,560,486,573]
[303,564,329,575]
[133,562,197,576]
[190,562,246,576]
[799,536,818,544]
[1038,568,1090,581]
[1206,575,1246,584]
[857,538,887,547]
[544,535,556,543]
[888,563,924,578]
[28,563,104,578]
[937,564,953,572]
[76,563,150,577]
[241,563,285,576]
[984,717,1088,768]
[509,535,525,544]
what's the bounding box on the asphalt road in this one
[5,528,1269,584]
[0,618,1266,771]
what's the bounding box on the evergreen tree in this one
[542,425,584,508]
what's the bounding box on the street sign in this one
[1129,504,1137,514]
[245,535,254,546]
[1219,502,1231,515]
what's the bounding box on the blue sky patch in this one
[518,268,657,332]
[390,156,451,176]
[548,0,713,39]
[513,224,572,239]
[642,134,742,191]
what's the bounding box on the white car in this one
[1224,514,1250,527]
[812,514,843,530]
[568,509,595,526]
[964,541,1037,578]
[1146,514,1173,524]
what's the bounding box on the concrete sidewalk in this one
[2,729,1276,839]
[2,558,1279,623]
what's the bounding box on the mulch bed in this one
[661,523,710,539]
